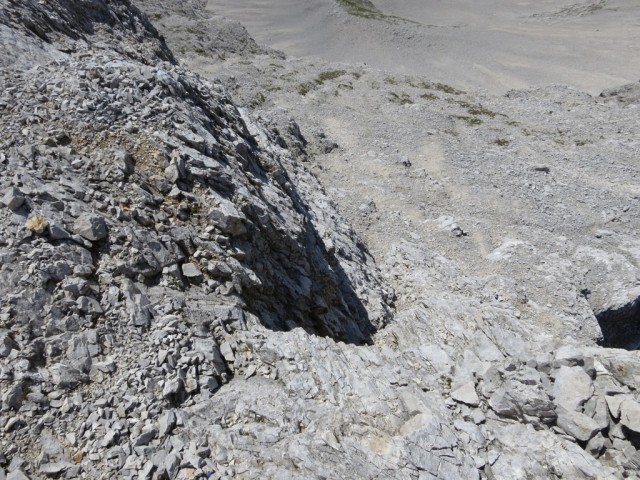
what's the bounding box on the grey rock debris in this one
[0,0,639,479]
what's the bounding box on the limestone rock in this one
[7,470,31,480]
[158,411,177,437]
[552,366,593,411]
[1,187,25,210]
[619,399,640,433]
[181,263,203,283]
[1,0,639,478]
[451,382,480,407]
[134,426,158,446]
[605,394,629,420]
[556,406,601,442]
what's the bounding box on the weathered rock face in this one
[132,0,276,62]
[1,1,640,479]
[0,0,175,68]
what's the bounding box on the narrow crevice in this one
[595,297,640,350]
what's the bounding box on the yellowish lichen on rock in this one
[25,215,49,234]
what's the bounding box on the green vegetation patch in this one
[298,83,313,96]
[251,92,266,107]
[389,92,413,105]
[413,81,465,95]
[456,101,497,118]
[493,138,510,146]
[337,0,382,19]
[315,70,347,85]
[453,115,482,126]
[336,0,412,23]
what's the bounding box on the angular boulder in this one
[552,366,593,411]
[73,213,108,241]
[556,406,601,442]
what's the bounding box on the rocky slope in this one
[1,1,640,479]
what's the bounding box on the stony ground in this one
[1,0,640,479]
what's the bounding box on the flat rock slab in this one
[556,407,601,442]
[181,262,203,283]
[451,382,480,407]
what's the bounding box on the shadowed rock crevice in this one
[241,154,381,344]
[195,110,392,345]
[595,297,640,350]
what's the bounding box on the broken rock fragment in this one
[1,187,25,210]
[552,365,593,411]
[451,382,480,407]
[181,262,204,283]
[73,213,108,241]
[619,399,640,433]
[556,406,601,442]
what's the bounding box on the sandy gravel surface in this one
[206,0,640,94]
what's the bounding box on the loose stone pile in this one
[0,2,392,478]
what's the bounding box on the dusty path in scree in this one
[206,0,640,94]
[313,96,503,268]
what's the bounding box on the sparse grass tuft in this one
[389,92,413,105]
[298,83,313,96]
[414,81,465,95]
[25,215,49,233]
[453,115,482,126]
[186,26,205,35]
[420,92,438,100]
[457,101,497,117]
[493,138,510,146]
[336,0,413,23]
[254,92,266,106]
[337,0,383,19]
[315,70,347,85]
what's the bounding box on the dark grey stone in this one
[73,213,107,241]
[1,188,25,211]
